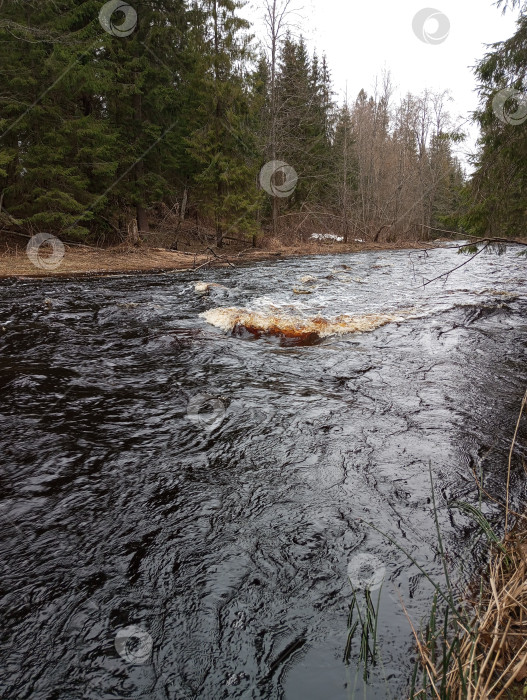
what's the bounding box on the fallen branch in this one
[422,243,491,287]
[452,236,527,248]
[235,247,253,257]
[0,228,96,248]
[193,258,213,272]
[422,235,527,287]
[205,247,236,268]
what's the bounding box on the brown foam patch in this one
[201,307,410,345]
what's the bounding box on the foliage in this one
[461,13,527,239]
[0,0,470,245]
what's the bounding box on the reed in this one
[345,391,527,698]
[408,389,527,700]
[344,583,382,682]
[410,515,527,699]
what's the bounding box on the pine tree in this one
[307,52,336,205]
[103,0,189,237]
[275,35,313,206]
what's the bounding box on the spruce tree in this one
[463,13,527,237]
[186,0,260,247]
[0,0,118,239]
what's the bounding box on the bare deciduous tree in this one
[262,0,301,234]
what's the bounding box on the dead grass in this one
[414,522,527,699]
[0,244,207,277]
[0,235,439,278]
[412,391,527,700]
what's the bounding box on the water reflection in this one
[0,246,526,699]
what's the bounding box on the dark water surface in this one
[1,246,526,699]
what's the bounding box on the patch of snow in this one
[310,233,344,242]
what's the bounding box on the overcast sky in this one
[243,0,520,171]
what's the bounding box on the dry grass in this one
[0,232,439,279]
[414,523,527,699]
[0,242,206,277]
[412,391,527,700]
[0,241,276,277]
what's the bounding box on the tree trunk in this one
[133,90,148,234]
[342,94,349,244]
[216,216,223,248]
[180,185,188,221]
[136,204,149,235]
[271,21,278,237]
[128,217,139,244]
[272,195,279,236]
[213,0,224,250]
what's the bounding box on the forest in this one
[1,3,527,699]
[0,0,525,251]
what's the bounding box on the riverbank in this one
[0,239,441,278]
[413,391,527,700]
[413,514,527,700]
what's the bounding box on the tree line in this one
[454,3,527,239]
[0,0,524,247]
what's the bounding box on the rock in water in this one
[193,281,227,295]
[200,307,413,344]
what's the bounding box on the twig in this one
[205,247,236,268]
[193,257,213,272]
[456,236,527,247]
[0,228,96,248]
[420,224,466,238]
[422,243,490,287]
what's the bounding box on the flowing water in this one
[1,245,526,699]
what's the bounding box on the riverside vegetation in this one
[0,0,526,253]
[1,1,527,699]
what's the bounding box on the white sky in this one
[243,0,520,172]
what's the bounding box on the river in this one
[1,245,526,699]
